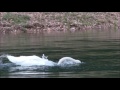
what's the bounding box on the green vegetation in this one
[2,13,30,24]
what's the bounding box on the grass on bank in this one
[2,13,30,25]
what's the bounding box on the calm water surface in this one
[0,30,120,78]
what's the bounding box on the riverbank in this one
[0,12,120,34]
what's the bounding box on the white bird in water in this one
[6,54,81,66]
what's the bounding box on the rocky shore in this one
[0,12,120,34]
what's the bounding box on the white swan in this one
[7,54,55,66]
[6,54,81,66]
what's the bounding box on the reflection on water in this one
[0,29,120,78]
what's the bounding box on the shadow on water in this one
[0,29,120,78]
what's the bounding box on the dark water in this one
[0,30,120,78]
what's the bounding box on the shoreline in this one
[0,12,120,34]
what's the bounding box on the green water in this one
[0,30,120,78]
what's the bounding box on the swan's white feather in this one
[57,57,81,65]
[7,55,55,66]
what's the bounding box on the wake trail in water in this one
[0,54,7,63]
[0,54,7,59]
